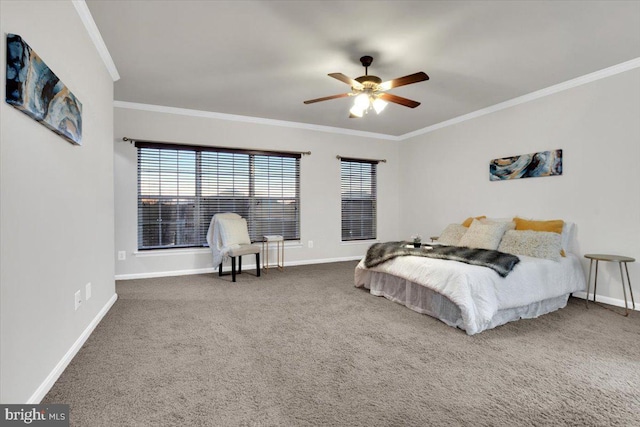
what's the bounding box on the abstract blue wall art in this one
[490,149,562,181]
[6,34,82,145]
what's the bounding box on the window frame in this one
[136,141,301,250]
[340,157,378,242]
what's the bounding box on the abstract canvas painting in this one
[6,34,82,145]
[490,149,562,181]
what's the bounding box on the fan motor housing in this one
[355,75,382,86]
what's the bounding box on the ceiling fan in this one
[303,55,429,118]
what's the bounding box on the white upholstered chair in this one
[206,213,261,282]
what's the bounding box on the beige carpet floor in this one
[44,261,640,426]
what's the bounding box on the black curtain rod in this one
[122,137,311,157]
[336,155,386,164]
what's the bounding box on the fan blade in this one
[303,93,351,104]
[379,72,429,91]
[379,93,421,108]
[328,73,364,90]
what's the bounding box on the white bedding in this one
[355,252,586,335]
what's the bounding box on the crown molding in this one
[398,57,640,141]
[72,0,120,81]
[113,101,400,141]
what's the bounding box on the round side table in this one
[584,254,636,316]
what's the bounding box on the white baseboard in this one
[572,291,639,311]
[114,255,364,280]
[116,267,218,280]
[28,293,118,404]
[284,255,363,266]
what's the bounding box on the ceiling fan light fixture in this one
[349,104,365,118]
[373,98,388,114]
[354,93,370,110]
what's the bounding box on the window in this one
[137,142,300,250]
[341,158,377,241]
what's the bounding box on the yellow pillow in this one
[462,216,486,227]
[514,217,565,256]
[514,217,564,234]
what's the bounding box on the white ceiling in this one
[86,0,640,137]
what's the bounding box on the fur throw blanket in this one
[364,242,520,277]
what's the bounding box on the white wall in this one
[0,1,116,403]
[114,107,400,278]
[399,68,640,304]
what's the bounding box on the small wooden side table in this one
[262,235,284,272]
[584,253,636,316]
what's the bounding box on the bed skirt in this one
[357,269,571,333]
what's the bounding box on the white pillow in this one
[458,219,511,250]
[437,224,468,246]
[561,222,575,254]
[498,230,562,261]
[219,217,251,246]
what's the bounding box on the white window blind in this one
[341,158,377,241]
[137,142,300,250]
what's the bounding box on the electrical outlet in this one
[86,282,92,300]
[74,290,82,311]
[308,240,314,248]
[118,251,126,261]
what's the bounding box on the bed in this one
[354,218,587,335]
